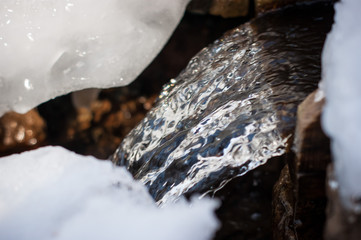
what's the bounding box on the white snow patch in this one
[321,0,361,212]
[0,0,190,116]
[0,146,219,240]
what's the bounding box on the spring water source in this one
[112,2,333,209]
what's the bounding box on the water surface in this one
[112,2,333,207]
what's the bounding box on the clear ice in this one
[112,3,333,204]
[0,0,190,116]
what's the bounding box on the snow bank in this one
[0,0,190,116]
[321,0,361,212]
[0,146,219,240]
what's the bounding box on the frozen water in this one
[0,0,190,116]
[0,146,219,240]
[321,0,361,212]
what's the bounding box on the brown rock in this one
[292,90,331,239]
[255,0,318,15]
[273,165,297,240]
[273,90,332,240]
[52,94,158,160]
[209,0,250,17]
[0,109,46,156]
[188,0,250,17]
[187,0,213,14]
[293,90,331,172]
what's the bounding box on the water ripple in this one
[112,2,333,204]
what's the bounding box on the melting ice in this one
[0,146,219,240]
[0,0,190,116]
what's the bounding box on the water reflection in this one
[112,2,333,206]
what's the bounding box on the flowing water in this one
[112,2,333,209]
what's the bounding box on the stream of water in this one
[112,2,333,239]
[112,1,333,204]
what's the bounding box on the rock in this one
[273,165,297,240]
[293,90,331,172]
[38,90,157,160]
[292,90,331,239]
[0,110,46,156]
[188,0,250,17]
[187,0,326,17]
[255,0,320,15]
[214,158,283,240]
[209,0,250,17]
[273,89,332,239]
[187,0,214,14]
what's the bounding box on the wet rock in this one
[112,1,333,204]
[187,0,213,14]
[0,110,46,156]
[209,0,250,18]
[255,0,323,15]
[188,0,250,17]
[187,0,326,17]
[273,165,297,240]
[325,165,361,240]
[293,90,331,173]
[214,158,283,240]
[273,90,332,239]
[292,90,331,239]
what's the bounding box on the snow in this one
[0,146,219,240]
[0,0,190,116]
[321,0,361,212]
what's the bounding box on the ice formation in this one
[321,0,361,212]
[0,0,190,116]
[0,146,219,240]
